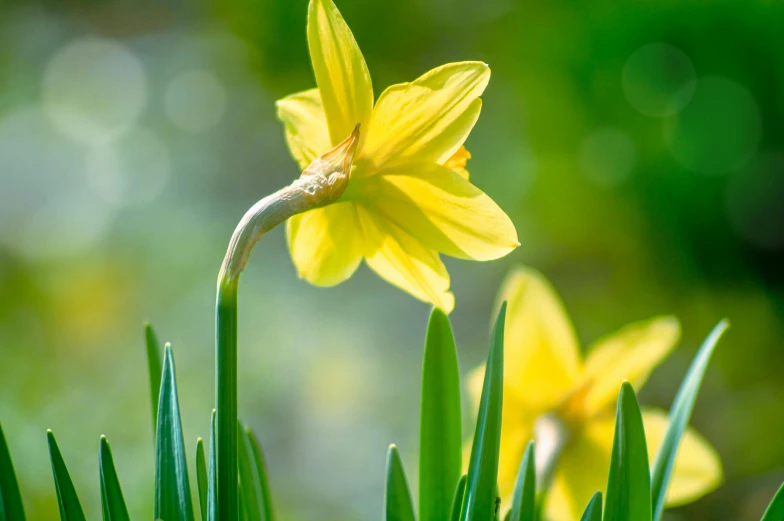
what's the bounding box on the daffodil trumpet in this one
[214,126,359,520]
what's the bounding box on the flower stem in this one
[216,277,238,521]
[533,413,571,517]
[213,127,360,521]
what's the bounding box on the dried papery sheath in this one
[219,124,360,282]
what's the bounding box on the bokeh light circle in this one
[165,69,227,132]
[726,152,784,250]
[579,127,638,186]
[43,37,147,145]
[86,128,172,206]
[622,43,696,117]
[664,76,762,175]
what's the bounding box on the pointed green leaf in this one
[386,445,416,521]
[0,423,26,521]
[99,436,130,521]
[760,483,784,521]
[238,421,263,521]
[509,442,535,521]
[603,382,651,521]
[155,344,195,521]
[196,438,208,521]
[145,323,163,435]
[47,431,86,521]
[208,410,217,521]
[419,308,462,521]
[449,475,466,521]
[460,303,506,521]
[651,320,729,521]
[245,427,275,521]
[580,492,602,521]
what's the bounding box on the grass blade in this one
[420,308,462,521]
[509,442,535,521]
[579,492,602,521]
[99,436,130,521]
[0,423,25,521]
[145,323,163,435]
[460,303,507,521]
[155,344,195,521]
[760,483,784,521]
[603,382,651,521]
[245,427,275,521]
[386,445,416,521]
[197,438,208,521]
[208,410,217,521]
[449,475,467,521]
[238,422,262,521]
[651,320,729,521]
[47,431,86,521]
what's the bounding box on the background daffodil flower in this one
[276,0,518,312]
[468,267,722,521]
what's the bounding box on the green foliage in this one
[509,442,536,521]
[0,423,25,521]
[760,483,784,521]
[196,438,208,521]
[154,344,195,521]
[0,305,737,521]
[420,308,462,521]
[449,475,467,521]
[145,323,163,435]
[460,303,506,521]
[386,445,416,521]
[99,437,130,521]
[580,492,602,521]
[651,320,729,521]
[603,382,651,521]
[47,431,87,521]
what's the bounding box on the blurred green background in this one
[1,0,783,519]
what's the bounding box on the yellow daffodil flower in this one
[276,0,518,312]
[467,267,722,521]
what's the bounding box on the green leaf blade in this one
[99,437,130,521]
[579,492,602,521]
[208,410,217,521]
[145,323,163,435]
[238,422,263,521]
[650,320,729,521]
[0,423,26,521]
[460,303,507,521]
[603,382,651,521]
[155,344,195,521]
[47,431,86,521]
[245,427,275,521]
[449,475,467,521]
[197,438,208,521]
[509,441,535,521]
[420,308,462,521]
[386,445,416,521]
[760,483,784,521]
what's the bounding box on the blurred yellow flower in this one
[276,0,518,312]
[467,267,722,521]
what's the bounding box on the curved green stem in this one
[214,127,359,521]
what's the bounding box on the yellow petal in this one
[307,0,373,146]
[286,202,363,286]
[581,316,681,415]
[643,409,722,506]
[545,418,614,521]
[350,162,517,261]
[445,146,471,180]
[362,62,489,168]
[276,88,331,169]
[493,267,582,410]
[356,206,454,312]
